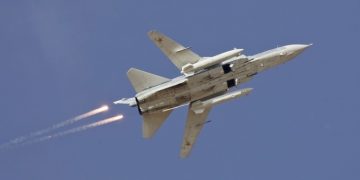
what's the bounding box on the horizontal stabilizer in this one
[127,68,169,93]
[142,110,172,138]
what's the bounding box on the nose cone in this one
[285,44,312,59]
[287,44,312,53]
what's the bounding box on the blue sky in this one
[0,0,359,179]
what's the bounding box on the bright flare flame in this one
[89,114,123,126]
[72,105,109,121]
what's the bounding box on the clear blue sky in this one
[1,0,359,179]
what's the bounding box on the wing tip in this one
[180,152,189,159]
[148,30,157,33]
[147,30,161,38]
[147,30,154,36]
[126,67,136,75]
[142,134,154,139]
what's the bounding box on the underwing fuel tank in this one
[190,88,253,114]
[181,49,243,74]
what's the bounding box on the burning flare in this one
[0,105,110,149]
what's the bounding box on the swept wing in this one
[180,102,212,158]
[148,31,201,70]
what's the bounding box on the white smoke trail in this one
[0,105,109,149]
[36,105,109,135]
[20,115,123,147]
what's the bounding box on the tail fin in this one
[142,110,172,138]
[127,68,170,93]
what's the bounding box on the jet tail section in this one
[127,68,170,93]
[142,110,172,138]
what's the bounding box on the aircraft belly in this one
[186,62,257,102]
[137,60,260,114]
[138,81,191,114]
[186,67,226,101]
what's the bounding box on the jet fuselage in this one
[136,44,310,114]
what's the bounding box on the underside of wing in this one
[180,103,212,158]
[148,31,201,70]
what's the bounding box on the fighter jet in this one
[114,31,311,158]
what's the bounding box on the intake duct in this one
[222,64,232,74]
[227,79,236,88]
